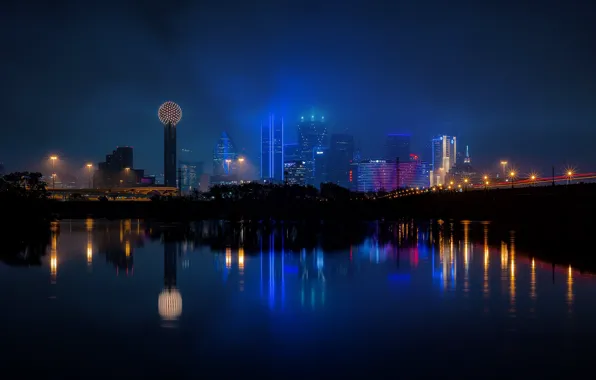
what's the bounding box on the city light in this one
[86,163,93,188]
[50,155,58,189]
[238,157,245,162]
[158,101,182,126]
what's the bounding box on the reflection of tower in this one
[158,238,182,325]
[158,101,183,187]
[300,248,326,309]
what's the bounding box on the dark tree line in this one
[0,172,48,200]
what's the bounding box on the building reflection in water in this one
[158,238,182,327]
[38,220,590,327]
[96,219,142,275]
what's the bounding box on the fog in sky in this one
[1,0,595,175]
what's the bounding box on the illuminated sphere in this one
[158,288,183,320]
[158,101,182,126]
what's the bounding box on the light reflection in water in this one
[531,258,537,301]
[19,220,593,331]
[510,232,516,314]
[462,221,470,295]
[239,247,244,292]
[50,222,58,283]
[87,241,93,265]
[567,265,574,310]
[225,247,231,269]
[483,223,490,300]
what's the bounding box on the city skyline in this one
[2,1,595,176]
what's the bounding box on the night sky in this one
[1,0,595,176]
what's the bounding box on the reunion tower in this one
[158,101,182,187]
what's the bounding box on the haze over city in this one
[2,0,595,176]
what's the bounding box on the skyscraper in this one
[298,115,328,185]
[94,146,142,188]
[179,161,203,193]
[284,143,300,161]
[284,161,307,185]
[356,159,398,192]
[385,134,411,162]
[260,114,284,182]
[328,133,354,188]
[213,131,237,176]
[158,101,182,188]
[313,147,329,187]
[430,135,457,186]
[164,124,176,186]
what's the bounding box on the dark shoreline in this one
[2,183,596,272]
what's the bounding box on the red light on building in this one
[349,170,353,182]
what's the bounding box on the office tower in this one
[385,134,411,162]
[313,147,329,187]
[356,159,398,192]
[284,143,300,161]
[110,146,133,170]
[94,146,143,188]
[179,161,203,193]
[213,131,237,176]
[158,102,182,187]
[430,135,457,186]
[463,145,471,164]
[260,114,284,182]
[298,115,328,185]
[328,133,354,188]
[284,161,307,186]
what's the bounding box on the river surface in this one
[1,219,595,379]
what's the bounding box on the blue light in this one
[284,265,299,274]
[388,274,411,283]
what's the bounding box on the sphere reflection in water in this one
[158,288,182,322]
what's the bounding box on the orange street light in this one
[49,156,58,188]
[86,163,93,188]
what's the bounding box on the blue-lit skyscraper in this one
[298,115,328,185]
[430,135,457,186]
[213,131,237,176]
[261,114,284,182]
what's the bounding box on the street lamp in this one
[566,170,574,185]
[500,161,508,178]
[238,157,245,162]
[86,164,93,188]
[50,155,58,189]
[509,171,516,189]
[529,173,537,187]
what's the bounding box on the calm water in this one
[2,219,596,379]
